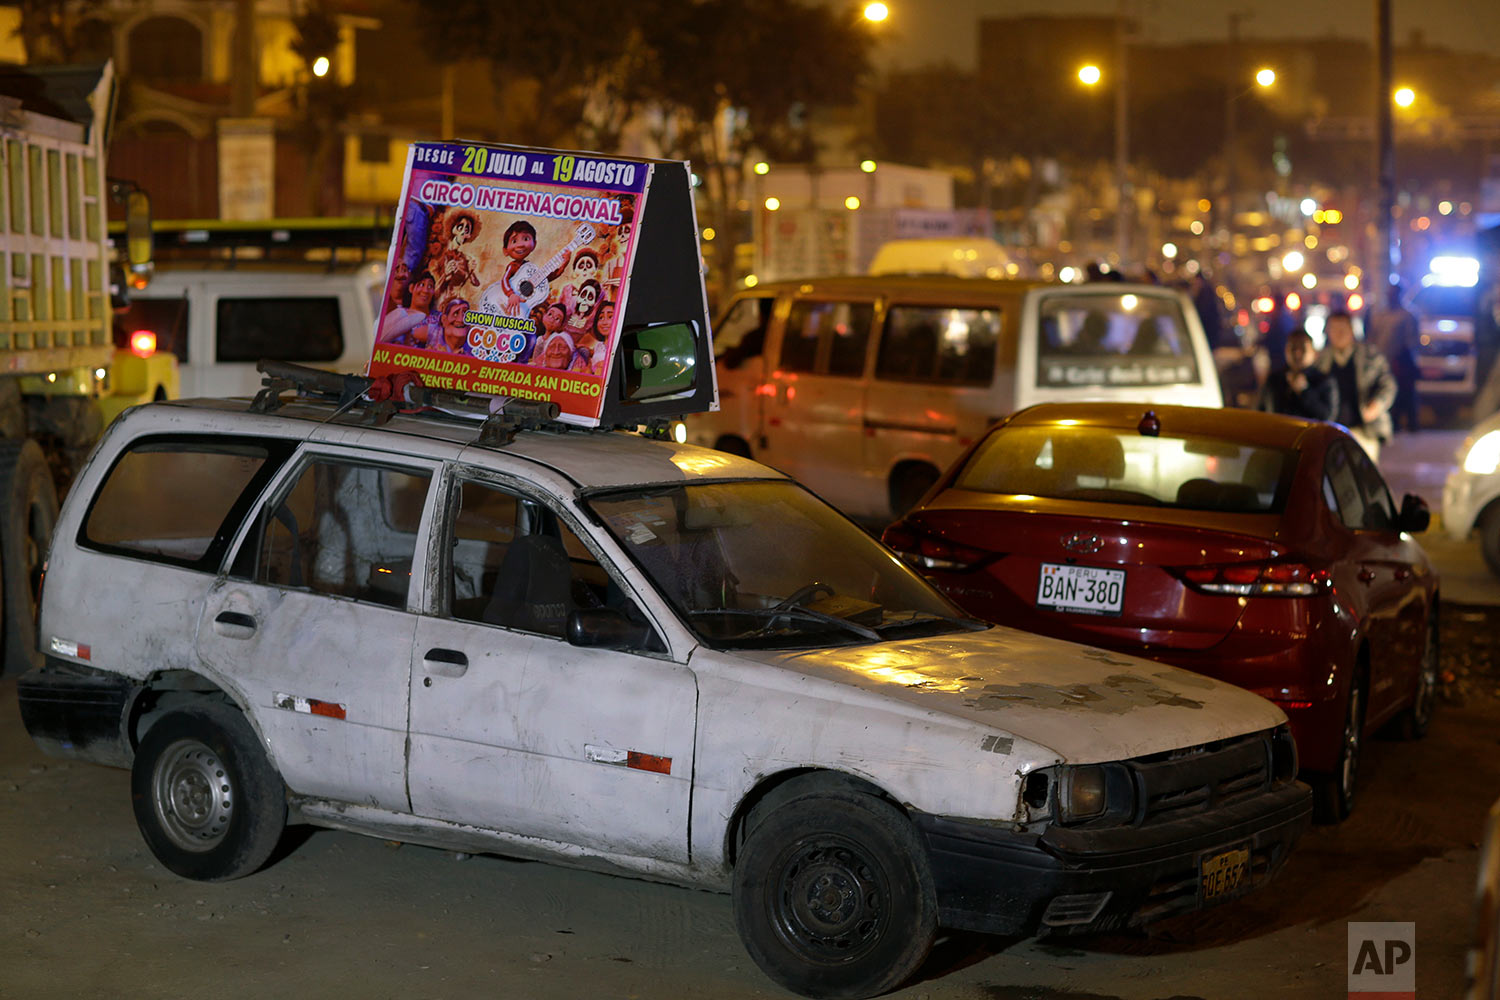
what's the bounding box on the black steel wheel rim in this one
[770,834,888,964]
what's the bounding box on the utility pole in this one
[1374,0,1396,295]
[1223,11,1244,249]
[231,0,256,118]
[1114,2,1130,266]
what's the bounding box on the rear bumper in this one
[915,781,1311,937]
[17,659,138,768]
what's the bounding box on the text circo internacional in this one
[416,179,623,225]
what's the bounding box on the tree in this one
[5,0,111,64]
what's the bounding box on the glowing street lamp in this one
[1078,64,1102,86]
[1393,86,1415,108]
[312,55,330,78]
[1255,67,1276,87]
[862,2,889,23]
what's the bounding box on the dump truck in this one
[0,61,177,675]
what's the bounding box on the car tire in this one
[1313,675,1365,823]
[1481,504,1500,580]
[1391,617,1438,740]
[890,464,939,519]
[131,704,287,881]
[0,439,58,677]
[714,435,752,458]
[732,781,937,1000]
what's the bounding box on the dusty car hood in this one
[732,626,1286,765]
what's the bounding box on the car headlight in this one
[1464,430,1500,475]
[1061,765,1108,823]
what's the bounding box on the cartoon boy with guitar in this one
[478,220,595,319]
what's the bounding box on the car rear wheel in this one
[131,704,287,881]
[732,781,937,999]
[1392,619,1438,740]
[1314,676,1365,823]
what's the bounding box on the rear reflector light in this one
[1173,562,1324,596]
[882,522,994,572]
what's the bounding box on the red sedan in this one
[883,402,1439,821]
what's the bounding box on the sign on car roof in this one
[368,141,717,427]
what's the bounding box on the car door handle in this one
[1358,568,1376,583]
[212,610,257,639]
[422,648,469,679]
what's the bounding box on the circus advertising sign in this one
[370,141,655,424]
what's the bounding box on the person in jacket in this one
[1317,309,1396,461]
[1257,328,1338,421]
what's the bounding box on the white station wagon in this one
[21,386,1311,999]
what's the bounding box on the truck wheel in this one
[732,784,937,999]
[0,440,58,677]
[131,704,287,881]
[1313,675,1365,823]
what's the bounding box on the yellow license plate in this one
[1200,846,1251,902]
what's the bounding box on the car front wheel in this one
[131,704,287,881]
[732,780,937,999]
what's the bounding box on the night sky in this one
[867,0,1500,70]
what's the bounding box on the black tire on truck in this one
[0,439,60,677]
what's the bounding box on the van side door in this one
[762,297,875,513]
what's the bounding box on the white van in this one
[688,276,1221,521]
[114,261,384,399]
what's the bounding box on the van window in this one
[1035,293,1198,389]
[779,300,873,376]
[876,305,1001,385]
[217,296,344,363]
[82,436,292,569]
[715,295,773,370]
[115,296,190,362]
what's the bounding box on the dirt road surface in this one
[5,599,1496,1000]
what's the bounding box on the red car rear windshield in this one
[956,426,1295,513]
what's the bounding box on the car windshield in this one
[588,481,976,649]
[1036,291,1200,389]
[956,426,1295,514]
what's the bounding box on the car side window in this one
[235,457,431,609]
[446,478,662,650]
[715,295,773,370]
[1324,443,1367,530]
[1352,449,1398,532]
[82,435,292,570]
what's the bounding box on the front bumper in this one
[914,781,1311,937]
[17,659,139,768]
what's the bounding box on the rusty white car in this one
[21,387,1310,999]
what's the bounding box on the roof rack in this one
[113,218,393,267]
[251,360,563,446]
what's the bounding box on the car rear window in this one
[1035,292,1199,389]
[82,435,292,569]
[216,296,344,363]
[956,426,1295,514]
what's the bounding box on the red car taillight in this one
[1175,562,1324,597]
[883,524,995,572]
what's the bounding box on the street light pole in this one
[1375,0,1396,293]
